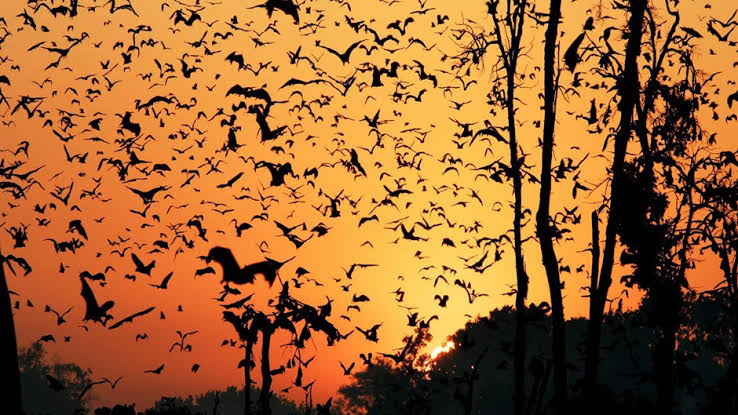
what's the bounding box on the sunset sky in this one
[0,0,734,410]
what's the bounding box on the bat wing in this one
[80,276,99,317]
[161,272,173,287]
[195,266,215,276]
[131,253,143,269]
[109,306,155,329]
[244,261,277,286]
[225,84,248,97]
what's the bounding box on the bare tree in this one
[536,0,566,410]
[457,1,532,413]
[223,282,341,415]
[452,1,535,412]
[243,329,256,415]
[224,307,257,415]
[257,313,274,415]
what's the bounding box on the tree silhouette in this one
[536,0,566,410]
[222,280,340,415]
[1,250,24,415]
[693,150,738,412]
[339,307,727,414]
[584,0,648,401]
[593,2,712,412]
[18,341,93,414]
[452,2,534,413]
[338,326,432,415]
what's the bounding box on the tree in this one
[0,105,40,415]
[451,2,533,413]
[586,1,711,411]
[585,0,648,400]
[337,326,433,415]
[17,341,94,415]
[338,360,415,415]
[692,150,738,413]
[536,0,566,410]
[1,250,25,415]
[340,307,716,415]
[221,281,340,415]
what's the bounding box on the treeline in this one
[338,303,731,415]
[93,387,301,415]
[19,297,734,415]
[17,340,302,415]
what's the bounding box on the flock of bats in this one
[1,0,737,408]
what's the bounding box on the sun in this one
[429,341,455,360]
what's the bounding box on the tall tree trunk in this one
[258,325,273,415]
[585,0,647,399]
[653,187,693,414]
[1,257,22,415]
[504,20,529,415]
[244,337,254,415]
[487,3,530,414]
[537,0,566,411]
[653,287,680,415]
[509,69,528,415]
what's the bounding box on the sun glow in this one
[430,341,455,360]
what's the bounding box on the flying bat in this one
[109,306,155,329]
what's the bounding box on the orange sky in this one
[0,0,734,410]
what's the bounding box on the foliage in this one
[18,341,93,415]
[93,386,302,415]
[339,307,728,415]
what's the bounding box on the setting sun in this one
[429,341,455,361]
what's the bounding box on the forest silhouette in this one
[1,0,738,414]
